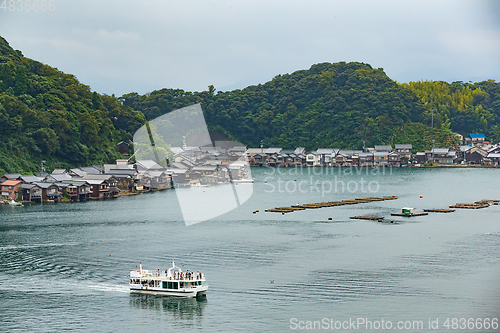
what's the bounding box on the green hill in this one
[2,34,500,175]
[0,36,145,174]
[121,63,462,151]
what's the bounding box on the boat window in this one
[173,282,178,289]
[162,281,167,289]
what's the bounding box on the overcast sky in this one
[1,0,500,96]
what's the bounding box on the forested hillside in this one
[2,34,500,175]
[401,80,500,142]
[121,62,458,151]
[0,37,145,174]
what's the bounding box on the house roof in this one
[22,183,39,190]
[265,148,282,154]
[1,173,21,180]
[488,153,500,158]
[246,148,266,154]
[339,150,362,156]
[395,144,412,149]
[166,168,188,174]
[460,145,471,152]
[170,147,184,154]
[228,146,246,152]
[83,179,109,185]
[69,169,87,178]
[467,150,487,157]
[144,171,171,177]
[81,166,102,174]
[19,175,43,183]
[135,160,163,170]
[2,179,21,186]
[293,147,306,154]
[51,168,67,174]
[81,175,117,181]
[61,180,90,186]
[34,182,60,189]
[431,148,449,154]
[316,148,339,154]
[46,174,73,182]
[105,169,137,176]
[374,145,392,151]
[171,162,188,169]
[469,133,485,138]
[192,166,218,172]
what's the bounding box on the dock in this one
[423,208,455,213]
[449,203,489,209]
[265,196,397,214]
[350,216,384,221]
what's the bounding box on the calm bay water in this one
[1,167,499,332]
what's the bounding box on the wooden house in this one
[1,179,22,199]
[373,152,389,166]
[388,152,401,166]
[35,182,61,202]
[306,152,322,167]
[465,147,487,165]
[21,184,43,202]
[430,148,457,164]
[85,179,110,198]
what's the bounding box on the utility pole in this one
[41,160,46,175]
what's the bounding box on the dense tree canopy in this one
[0,36,145,174]
[1,34,500,175]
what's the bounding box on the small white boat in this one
[129,261,208,298]
[191,182,210,187]
[8,199,23,206]
[231,178,254,184]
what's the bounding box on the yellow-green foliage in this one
[400,80,494,133]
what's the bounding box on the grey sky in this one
[1,0,500,96]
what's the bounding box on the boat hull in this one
[129,285,208,298]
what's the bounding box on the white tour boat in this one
[129,261,208,298]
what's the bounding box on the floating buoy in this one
[328,217,332,220]
[203,191,206,192]
[420,195,423,198]
[392,195,396,198]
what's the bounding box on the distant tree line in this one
[1,34,500,175]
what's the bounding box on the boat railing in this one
[130,270,205,281]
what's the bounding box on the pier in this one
[423,208,455,213]
[265,196,397,214]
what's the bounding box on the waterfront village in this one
[1,133,500,204]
